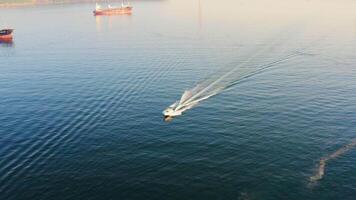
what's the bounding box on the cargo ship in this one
[0,29,13,42]
[93,1,132,16]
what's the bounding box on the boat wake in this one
[310,139,356,183]
[163,50,307,120]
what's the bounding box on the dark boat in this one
[0,29,13,41]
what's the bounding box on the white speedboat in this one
[162,107,182,118]
[162,90,202,120]
[162,102,184,121]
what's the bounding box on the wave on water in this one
[310,139,356,182]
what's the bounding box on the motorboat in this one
[162,107,182,118]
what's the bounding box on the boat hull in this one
[0,29,13,42]
[94,7,132,15]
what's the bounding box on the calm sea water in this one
[1,0,356,199]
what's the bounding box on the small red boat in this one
[0,29,13,42]
[93,1,132,16]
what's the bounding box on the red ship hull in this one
[0,29,13,42]
[94,7,132,16]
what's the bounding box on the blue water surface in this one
[0,0,356,199]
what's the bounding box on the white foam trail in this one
[174,38,285,111]
[310,139,356,182]
[170,51,304,115]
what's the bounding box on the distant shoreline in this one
[0,0,161,8]
[0,0,102,8]
[0,2,35,8]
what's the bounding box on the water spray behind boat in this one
[163,50,309,121]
